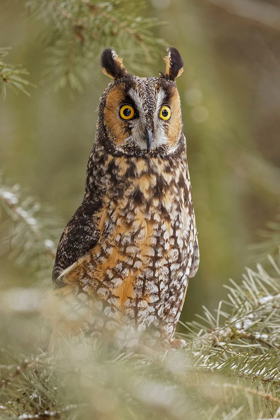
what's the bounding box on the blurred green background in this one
[0,0,280,329]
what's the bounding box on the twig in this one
[80,0,150,58]
[222,383,280,405]
[15,404,87,419]
[239,332,280,351]
[80,0,143,41]
[49,0,86,26]
[162,368,280,406]
[48,0,148,50]
[183,365,280,386]
[66,36,78,77]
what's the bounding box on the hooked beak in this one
[145,129,153,152]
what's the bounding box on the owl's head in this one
[97,48,184,157]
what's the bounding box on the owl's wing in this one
[52,199,102,288]
[189,232,200,278]
[186,161,200,278]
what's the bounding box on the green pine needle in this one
[0,48,35,99]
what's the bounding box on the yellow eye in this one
[159,105,171,121]
[119,104,135,120]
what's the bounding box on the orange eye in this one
[159,105,171,121]
[120,104,135,120]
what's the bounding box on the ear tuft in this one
[101,48,127,80]
[162,47,184,80]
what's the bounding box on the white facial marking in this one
[152,88,169,149]
[156,89,166,116]
[124,88,147,150]
[128,89,144,116]
[120,84,181,154]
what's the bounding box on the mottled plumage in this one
[49,48,199,349]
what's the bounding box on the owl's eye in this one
[159,105,171,121]
[119,104,135,120]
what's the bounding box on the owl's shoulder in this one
[52,198,103,285]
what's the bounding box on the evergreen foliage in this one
[25,0,166,91]
[0,48,34,98]
[0,181,280,419]
[0,176,60,279]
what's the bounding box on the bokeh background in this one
[1,0,280,337]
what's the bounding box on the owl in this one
[49,47,199,350]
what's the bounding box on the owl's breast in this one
[52,155,196,346]
[82,155,195,342]
[95,155,195,285]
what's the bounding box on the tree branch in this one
[0,187,56,260]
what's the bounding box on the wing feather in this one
[52,199,102,287]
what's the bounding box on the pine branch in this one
[0,183,279,418]
[0,360,36,390]
[180,258,280,389]
[1,335,280,419]
[0,176,61,276]
[0,258,280,419]
[222,383,280,405]
[9,404,86,420]
[80,0,150,56]
[0,47,34,99]
[25,0,166,91]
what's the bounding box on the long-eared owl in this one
[49,47,200,349]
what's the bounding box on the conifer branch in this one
[222,383,280,405]
[0,360,34,390]
[25,0,166,91]
[0,48,34,98]
[80,0,150,56]
[0,257,280,419]
[0,177,60,273]
[11,404,85,420]
[180,260,280,387]
[0,186,56,260]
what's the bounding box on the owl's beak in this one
[145,129,153,152]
